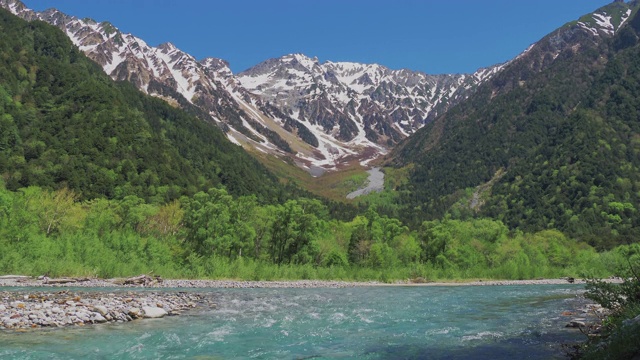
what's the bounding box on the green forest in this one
[0,182,632,281]
[389,1,640,250]
[0,9,291,203]
[0,5,638,284]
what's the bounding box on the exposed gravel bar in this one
[0,290,209,330]
[0,276,623,289]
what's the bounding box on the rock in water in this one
[566,318,586,328]
[142,306,168,318]
[128,307,141,319]
[92,313,107,323]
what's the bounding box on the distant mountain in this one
[387,0,640,248]
[237,53,502,149]
[0,0,502,172]
[0,7,290,202]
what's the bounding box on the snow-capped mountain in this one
[1,0,503,172]
[238,55,503,146]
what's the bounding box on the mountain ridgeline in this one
[389,0,640,249]
[0,8,288,202]
[0,0,501,171]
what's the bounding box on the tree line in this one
[0,182,628,281]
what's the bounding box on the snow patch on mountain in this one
[620,8,633,27]
[237,52,498,157]
[577,3,635,38]
[1,0,506,171]
[593,13,614,35]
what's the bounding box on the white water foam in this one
[262,318,277,328]
[462,331,504,341]
[425,326,459,336]
[207,325,233,342]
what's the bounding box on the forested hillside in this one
[388,1,640,249]
[0,9,287,203]
[0,4,637,283]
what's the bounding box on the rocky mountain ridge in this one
[237,54,504,147]
[386,0,640,245]
[1,0,502,172]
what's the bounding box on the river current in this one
[1,285,588,359]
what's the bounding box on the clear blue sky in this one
[25,0,612,74]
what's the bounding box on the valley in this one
[0,0,638,273]
[0,0,638,281]
[1,0,640,357]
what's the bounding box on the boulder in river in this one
[128,307,142,318]
[142,306,168,318]
[566,318,586,328]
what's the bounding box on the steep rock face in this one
[237,54,503,147]
[1,0,501,171]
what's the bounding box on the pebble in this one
[94,305,108,316]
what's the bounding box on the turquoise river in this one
[0,284,591,359]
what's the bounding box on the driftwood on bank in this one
[44,277,92,284]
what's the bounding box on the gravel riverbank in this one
[0,290,209,330]
[0,277,377,289]
[0,276,621,289]
[346,167,384,199]
[0,276,620,331]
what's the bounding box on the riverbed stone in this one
[142,306,168,318]
[12,301,25,309]
[0,287,241,330]
[128,307,141,318]
[93,305,108,316]
[75,311,90,322]
[92,313,107,323]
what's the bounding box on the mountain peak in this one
[280,53,320,70]
[158,42,179,52]
[574,0,635,36]
[201,57,230,70]
[1,0,39,21]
